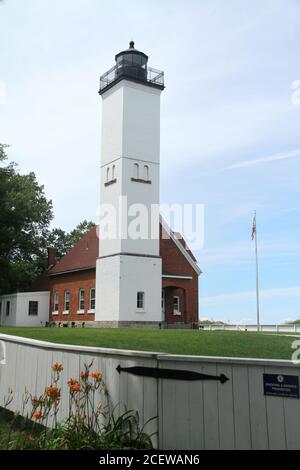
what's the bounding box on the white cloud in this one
[220,147,300,172]
[202,286,300,305]
[197,240,300,265]
[161,97,288,171]
[282,206,300,213]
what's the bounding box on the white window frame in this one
[88,288,96,313]
[112,164,116,179]
[53,290,59,315]
[106,167,110,182]
[77,288,85,314]
[63,290,70,314]
[173,296,181,315]
[136,291,145,312]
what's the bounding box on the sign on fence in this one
[263,373,299,398]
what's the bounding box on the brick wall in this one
[160,227,199,323]
[49,269,95,322]
[163,278,199,324]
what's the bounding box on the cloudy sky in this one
[1,0,300,324]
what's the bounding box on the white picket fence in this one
[1,333,300,450]
[199,323,300,333]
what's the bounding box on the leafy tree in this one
[46,228,70,260]
[47,220,95,260]
[0,144,95,293]
[0,144,53,294]
[68,220,95,249]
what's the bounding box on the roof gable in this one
[49,221,201,276]
[50,226,99,275]
[160,217,201,275]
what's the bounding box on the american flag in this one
[251,212,256,240]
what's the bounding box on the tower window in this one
[78,289,85,311]
[144,165,149,181]
[131,163,151,184]
[104,165,117,186]
[64,290,70,313]
[133,163,139,179]
[137,292,145,310]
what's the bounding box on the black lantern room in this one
[115,41,148,81]
[99,41,164,95]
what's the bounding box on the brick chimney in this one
[47,247,57,268]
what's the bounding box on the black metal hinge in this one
[116,365,229,384]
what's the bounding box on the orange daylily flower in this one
[70,384,81,392]
[67,378,79,387]
[90,371,102,380]
[52,363,64,372]
[33,410,43,420]
[46,386,60,399]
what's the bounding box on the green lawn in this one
[0,327,297,359]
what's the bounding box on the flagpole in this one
[254,211,260,332]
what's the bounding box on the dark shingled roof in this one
[50,225,99,275]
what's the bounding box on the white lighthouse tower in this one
[95,42,165,326]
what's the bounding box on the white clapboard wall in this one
[1,334,300,450]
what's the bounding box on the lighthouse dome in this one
[99,41,164,94]
[115,41,148,81]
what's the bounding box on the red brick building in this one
[32,221,200,327]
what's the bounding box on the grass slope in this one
[0,327,296,359]
[0,409,40,450]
